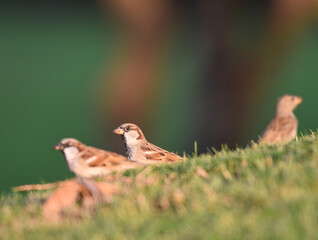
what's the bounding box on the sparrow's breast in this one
[63,147,86,174]
[125,145,147,163]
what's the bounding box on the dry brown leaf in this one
[196,167,209,179]
[13,181,67,192]
[42,179,121,222]
[172,189,185,205]
[136,175,158,186]
[42,180,82,222]
[155,196,170,211]
[169,173,177,180]
[95,181,121,203]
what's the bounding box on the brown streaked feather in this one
[57,138,143,178]
[79,146,128,168]
[142,142,183,162]
[115,123,183,163]
[164,152,184,162]
[145,152,165,160]
[261,116,298,144]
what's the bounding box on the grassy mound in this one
[1,133,318,240]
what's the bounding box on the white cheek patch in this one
[64,147,80,159]
[125,130,141,146]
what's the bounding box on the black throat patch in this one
[121,135,132,160]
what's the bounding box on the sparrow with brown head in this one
[55,138,142,178]
[113,123,184,164]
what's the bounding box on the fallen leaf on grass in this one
[42,180,82,222]
[196,167,209,179]
[42,179,120,222]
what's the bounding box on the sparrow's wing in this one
[261,116,298,143]
[142,144,183,162]
[80,147,128,167]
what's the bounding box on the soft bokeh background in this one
[1,0,317,191]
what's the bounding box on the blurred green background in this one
[0,2,107,190]
[0,1,317,191]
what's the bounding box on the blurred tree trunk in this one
[97,0,318,153]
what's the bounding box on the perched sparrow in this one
[260,95,302,144]
[55,138,143,178]
[113,123,184,164]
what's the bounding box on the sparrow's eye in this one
[291,97,295,101]
[124,126,130,132]
[60,142,69,148]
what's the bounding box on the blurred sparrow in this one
[113,123,183,164]
[260,95,302,144]
[55,138,142,178]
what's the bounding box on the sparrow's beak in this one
[295,97,303,105]
[113,128,125,135]
[54,142,64,150]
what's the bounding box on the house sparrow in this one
[260,95,302,144]
[55,138,143,178]
[113,123,184,164]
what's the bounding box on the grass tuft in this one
[1,133,318,239]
